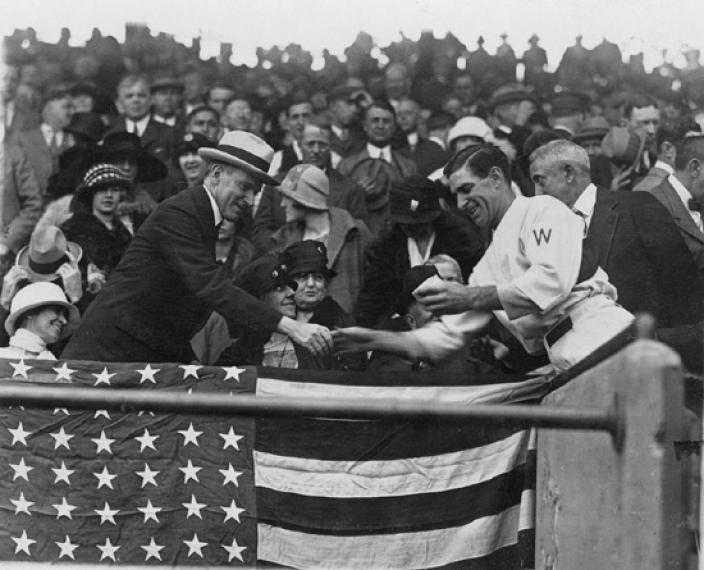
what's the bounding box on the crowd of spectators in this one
[4,23,704,374]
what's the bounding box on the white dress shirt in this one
[268,139,303,176]
[152,114,177,127]
[126,115,151,137]
[668,174,703,232]
[40,122,65,148]
[571,183,598,234]
[366,143,392,163]
[202,184,223,227]
[653,160,674,177]
[407,232,436,267]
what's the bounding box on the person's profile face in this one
[24,305,68,345]
[263,284,296,318]
[213,166,257,222]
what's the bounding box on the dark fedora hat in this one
[390,174,442,225]
[65,112,106,144]
[281,240,337,280]
[96,131,168,183]
[150,76,184,93]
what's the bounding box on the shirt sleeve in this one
[496,202,582,320]
[405,311,493,362]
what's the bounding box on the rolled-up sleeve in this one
[406,311,493,362]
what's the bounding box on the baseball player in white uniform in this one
[334,144,633,371]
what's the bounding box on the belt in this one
[545,316,572,347]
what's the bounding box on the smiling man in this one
[62,131,334,363]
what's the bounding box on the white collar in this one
[366,143,392,162]
[331,124,344,138]
[654,160,674,176]
[126,114,151,137]
[668,173,694,206]
[407,132,419,147]
[40,122,62,146]
[201,184,223,227]
[10,328,49,355]
[428,135,446,150]
[153,114,176,127]
[292,139,303,160]
[572,184,598,220]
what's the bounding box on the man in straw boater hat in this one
[62,131,334,363]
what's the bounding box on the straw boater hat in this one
[276,164,330,211]
[16,226,83,282]
[198,130,279,186]
[5,281,80,338]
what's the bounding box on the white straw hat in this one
[198,130,279,186]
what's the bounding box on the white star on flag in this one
[135,428,159,452]
[53,362,75,381]
[52,461,75,485]
[55,535,78,560]
[136,463,159,487]
[8,421,31,446]
[222,365,246,381]
[50,426,74,450]
[95,502,119,525]
[141,537,165,561]
[179,459,202,483]
[137,364,160,384]
[92,430,115,454]
[222,537,246,562]
[93,466,117,489]
[184,533,207,558]
[10,458,33,481]
[182,494,206,519]
[221,499,246,523]
[12,530,36,556]
[137,499,162,523]
[94,409,111,419]
[10,359,32,378]
[219,463,243,487]
[53,408,70,415]
[219,426,244,450]
[53,496,77,519]
[92,366,116,385]
[178,422,203,447]
[179,364,201,379]
[10,491,34,515]
[97,537,120,561]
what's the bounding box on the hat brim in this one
[16,242,83,282]
[275,185,329,211]
[198,147,279,186]
[5,298,80,338]
[287,264,337,280]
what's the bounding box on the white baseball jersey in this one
[410,195,620,360]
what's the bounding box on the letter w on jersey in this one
[532,228,552,245]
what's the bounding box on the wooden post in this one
[536,340,688,569]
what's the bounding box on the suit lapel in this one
[660,180,704,244]
[192,186,218,246]
[588,189,620,262]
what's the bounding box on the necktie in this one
[688,198,701,212]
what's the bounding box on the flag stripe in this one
[257,503,522,569]
[257,375,551,405]
[254,430,529,498]
[256,466,525,535]
[256,417,525,461]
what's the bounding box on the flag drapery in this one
[0,358,548,568]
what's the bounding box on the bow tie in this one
[688,198,702,212]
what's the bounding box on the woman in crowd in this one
[0,281,79,360]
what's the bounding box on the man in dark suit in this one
[62,131,333,363]
[647,134,704,274]
[396,97,448,176]
[107,74,175,166]
[530,139,704,328]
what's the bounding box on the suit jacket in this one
[633,165,670,193]
[648,178,704,274]
[107,115,175,164]
[12,127,72,198]
[1,144,42,254]
[584,187,703,327]
[408,138,448,177]
[61,186,282,362]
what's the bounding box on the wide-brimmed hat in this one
[96,132,168,183]
[235,254,289,297]
[16,226,82,282]
[390,175,443,225]
[281,240,337,280]
[173,133,217,168]
[199,130,278,186]
[448,117,492,147]
[5,281,80,338]
[65,112,106,144]
[77,163,133,198]
[276,164,330,211]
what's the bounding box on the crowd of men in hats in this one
[3,24,704,375]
